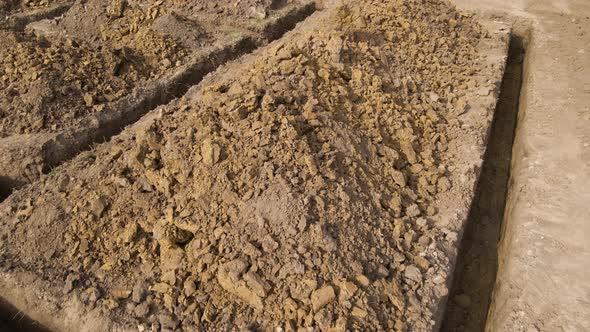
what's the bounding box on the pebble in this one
[311,285,336,312]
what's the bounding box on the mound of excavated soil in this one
[0,27,183,138]
[0,30,127,137]
[0,0,314,196]
[0,0,507,331]
[1,0,62,15]
[133,0,294,21]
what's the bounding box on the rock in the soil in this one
[311,285,336,312]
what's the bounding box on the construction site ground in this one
[0,0,588,331]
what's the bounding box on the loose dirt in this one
[0,0,72,31]
[0,28,178,138]
[0,0,67,17]
[0,0,510,331]
[0,0,313,192]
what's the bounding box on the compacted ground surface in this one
[0,0,510,331]
[444,0,590,331]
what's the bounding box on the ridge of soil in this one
[0,0,509,331]
[0,0,315,193]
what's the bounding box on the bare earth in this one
[0,0,511,331]
[7,0,586,331]
[447,0,590,331]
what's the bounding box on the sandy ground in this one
[449,0,590,331]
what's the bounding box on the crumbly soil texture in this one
[0,0,312,188]
[1,0,304,138]
[0,0,508,331]
[0,0,68,17]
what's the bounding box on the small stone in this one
[311,285,335,312]
[403,265,422,283]
[356,274,370,288]
[405,204,421,218]
[183,278,197,296]
[86,287,101,303]
[244,271,268,298]
[313,308,333,330]
[202,138,221,166]
[121,223,138,243]
[351,306,368,318]
[113,289,132,299]
[456,97,469,113]
[382,279,405,311]
[414,256,430,270]
[261,235,279,252]
[135,302,150,317]
[446,231,458,242]
[276,47,292,61]
[158,313,179,329]
[391,169,406,187]
[217,259,263,309]
[132,283,147,303]
[63,273,78,294]
[161,58,172,68]
[90,196,108,218]
[162,270,176,285]
[83,93,94,107]
[433,275,446,285]
[338,281,358,302]
[429,92,440,102]
[104,298,119,310]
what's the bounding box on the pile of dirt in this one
[1,0,487,331]
[0,0,65,16]
[0,30,140,137]
[21,0,60,10]
[58,0,189,70]
[137,0,290,20]
[123,0,307,36]
[0,0,190,138]
[54,0,307,54]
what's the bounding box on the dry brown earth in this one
[0,0,72,30]
[0,0,509,331]
[0,0,315,195]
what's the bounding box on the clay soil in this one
[0,0,313,192]
[0,0,68,17]
[0,0,303,138]
[0,0,510,331]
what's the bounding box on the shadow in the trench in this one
[0,177,15,203]
[0,297,52,332]
[440,34,525,332]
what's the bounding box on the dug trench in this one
[0,296,52,332]
[0,1,317,201]
[441,31,527,331]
